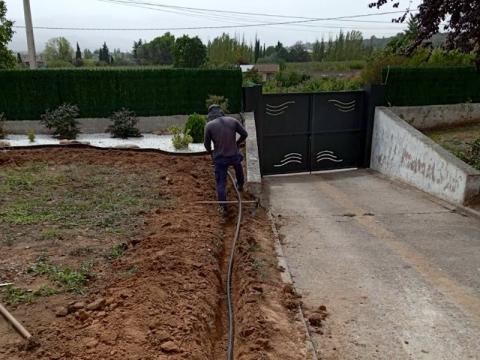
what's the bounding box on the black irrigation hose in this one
[0,143,210,157]
[226,171,242,360]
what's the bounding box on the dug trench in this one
[0,148,307,360]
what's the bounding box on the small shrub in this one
[169,126,193,150]
[275,70,310,88]
[184,113,206,143]
[27,129,36,143]
[107,108,142,139]
[0,113,7,139]
[40,103,80,140]
[206,95,229,114]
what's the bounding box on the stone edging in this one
[243,112,262,198]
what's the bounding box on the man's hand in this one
[236,141,246,149]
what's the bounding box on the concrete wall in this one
[371,107,480,205]
[390,103,480,130]
[243,112,262,198]
[3,114,242,135]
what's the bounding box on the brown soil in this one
[0,148,306,360]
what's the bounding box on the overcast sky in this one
[5,0,421,53]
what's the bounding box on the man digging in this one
[204,104,248,216]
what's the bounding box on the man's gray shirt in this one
[204,116,248,159]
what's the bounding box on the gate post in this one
[363,85,386,168]
[247,85,264,175]
[242,85,263,112]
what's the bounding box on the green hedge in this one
[383,67,480,106]
[0,68,242,120]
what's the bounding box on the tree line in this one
[20,33,207,68]
[28,30,384,69]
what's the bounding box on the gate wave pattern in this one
[266,101,296,117]
[316,150,343,163]
[273,153,303,168]
[328,99,356,113]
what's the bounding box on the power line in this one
[98,0,407,24]
[12,10,411,32]
[99,0,407,29]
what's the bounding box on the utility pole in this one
[23,0,37,69]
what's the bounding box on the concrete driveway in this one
[265,169,480,360]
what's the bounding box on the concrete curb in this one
[267,210,319,360]
[243,112,262,198]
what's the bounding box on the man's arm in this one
[235,120,248,146]
[204,125,212,154]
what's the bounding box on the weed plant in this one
[170,126,193,149]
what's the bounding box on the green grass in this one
[40,228,63,241]
[27,256,93,294]
[286,60,366,76]
[2,285,59,305]
[0,162,171,246]
[104,244,127,261]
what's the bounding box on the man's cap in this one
[208,104,222,112]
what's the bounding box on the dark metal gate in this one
[256,90,370,176]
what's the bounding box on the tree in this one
[98,42,111,64]
[274,42,289,61]
[136,33,175,65]
[111,48,134,66]
[83,49,93,60]
[132,39,142,62]
[384,16,420,55]
[369,0,480,68]
[264,45,276,57]
[254,38,261,63]
[74,42,83,67]
[0,1,15,69]
[174,35,207,68]
[43,37,74,66]
[207,33,253,66]
[288,42,310,62]
[312,40,323,61]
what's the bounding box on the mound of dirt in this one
[0,148,306,360]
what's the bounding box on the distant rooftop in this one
[253,64,280,73]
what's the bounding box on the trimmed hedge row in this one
[0,68,242,120]
[383,67,480,106]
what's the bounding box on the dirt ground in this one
[0,148,307,360]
